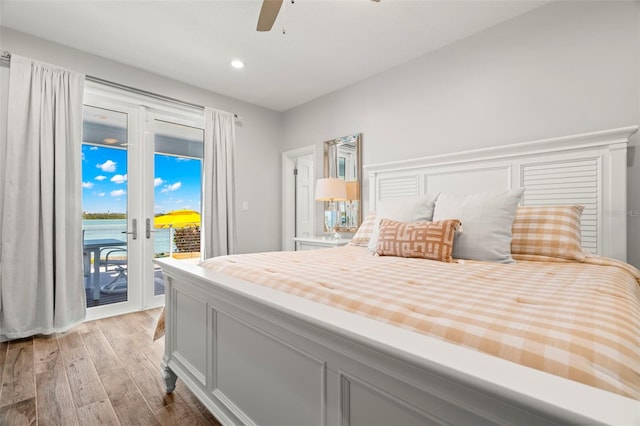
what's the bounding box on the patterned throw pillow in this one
[375,219,461,262]
[349,212,377,247]
[511,205,586,261]
[367,194,440,251]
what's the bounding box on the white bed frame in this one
[155,126,639,426]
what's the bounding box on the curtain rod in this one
[0,50,240,120]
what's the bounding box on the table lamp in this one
[315,178,347,239]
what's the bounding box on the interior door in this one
[296,154,315,239]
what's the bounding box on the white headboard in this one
[365,126,638,262]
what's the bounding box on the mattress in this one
[200,245,640,400]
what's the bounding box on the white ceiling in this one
[1,0,549,112]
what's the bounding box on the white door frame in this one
[282,145,316,251]
[84,83,204,320]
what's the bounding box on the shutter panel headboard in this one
[521,158,599,254]
[365,126,637,261]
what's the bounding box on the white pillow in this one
[432,188,525,263]
[367,194,439,252]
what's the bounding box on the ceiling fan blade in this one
[257,0,284,32]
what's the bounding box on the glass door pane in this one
[81,105,130,309]
[147,117,203,305]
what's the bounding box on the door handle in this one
[146,218,159,239]
[121,218,137,240]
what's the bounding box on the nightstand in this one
[293,236,352,251]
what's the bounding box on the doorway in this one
[82,85,204,320]
[282,146,316,251]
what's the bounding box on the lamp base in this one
[322,229,341,240]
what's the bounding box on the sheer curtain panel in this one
[202,108,237,258]
[0,55,85,340]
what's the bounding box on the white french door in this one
[83,85,203,320]
[143,111,204,309]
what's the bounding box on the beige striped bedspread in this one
[200,245,640,399]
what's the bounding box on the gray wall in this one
[2,1,639,265]
[282,1,640,267]
[0,28,283,254]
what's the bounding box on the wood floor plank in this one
[33,334,61,374]
[0,346,35,408]
[62,346,108,408]
[80,327,123,377]
[0,397,36,426]
[7,338,33,350]
[36,365,79,426]
[118,350,176,412]
[101,370,160,426]
[78,319,101,334]
[98,317,140,354]
[0,341,8,402]
[113,313,154,350]
[175,381,222,426]
[155,397,217,426]
[70,321,93,336]
[129,309,160,330]
[139,336,165,367]
[75,398,119,425]
[0,341,8,365]
[0,309,223,425]
[57,331,84,353]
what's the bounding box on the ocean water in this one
[83,219,173,254]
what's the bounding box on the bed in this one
[155,126,639,425]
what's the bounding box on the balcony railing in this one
[155,223,201,259]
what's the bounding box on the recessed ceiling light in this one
[231,59,245,69]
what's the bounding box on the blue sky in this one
[82,144,201,214]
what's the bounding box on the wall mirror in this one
[324,133,362,233]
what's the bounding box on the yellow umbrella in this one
[154,210,201,229]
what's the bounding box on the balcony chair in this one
[100,247,128,294]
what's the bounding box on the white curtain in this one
[0,55,85,339]
[202,108,237,258]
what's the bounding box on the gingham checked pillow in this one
[349,212,377,247]
[375,218,461,262]
[511,205,586,261]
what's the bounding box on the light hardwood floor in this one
[0,308,221,425]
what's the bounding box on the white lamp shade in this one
[315,178,347,201]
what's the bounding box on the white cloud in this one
[111,174,127,184]
[95,175,107,181]
[110,189,126,197]
[161,182,182,193]
[97,160,117,173]
[82,181,94,189]
[175,157,191,162]
[97,192,106,197]
[89,146,98,151]
[154,177,164,187]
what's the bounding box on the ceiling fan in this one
[257,0,380,32]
